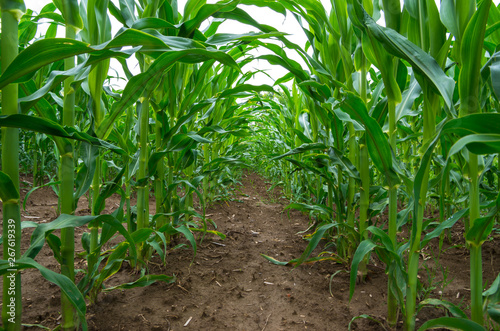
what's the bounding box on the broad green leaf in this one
[483,273,500,298]
[0,257,87,330]
[439,0,474,43]
[180,0,239,37]
[465,215,496,247]
[56,0,83,30]
[418,298,468,318]
[348,0,454,109]
[0,171,20,203]
[340,92,400,187]
[459,0,492,116]
[130,17,176,30]
[328,147,360,179]
[103,274,176,291]
[0,114,124,154]
[349,240,378,301]
[488,304,500,324]
[271,143,326,160]
[395,78,421,123]
[448,134,500,156]
[421,208,468,247]
[417,317,486,331]
[24,214,136,262]
[218,84,276,99]
[96,49,240,139]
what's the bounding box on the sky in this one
[21,0,500,88]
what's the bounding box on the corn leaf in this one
[417,317,486,331]
[348,0,454,109]
[340,92,400,187]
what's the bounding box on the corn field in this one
[1,0,500,330]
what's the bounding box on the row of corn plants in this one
[241,0,500,330]
[0,0,286,330]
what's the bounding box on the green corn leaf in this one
[22,180,60,211]
[0,28,215,89]
[395,78,421,123]
[261,254,345,266]
[271,143,326,160]
[180,0,239,37]
[439,0,475,43]
[348,0,454,109]
[417,317,486,331]
[0,114,124,155]
[365,226,395,253]
[240,0,286,15]
[340,92,400,187]
[55,0,83,30]
[103,274,176,292]
[448,134,500,156]
[74,144,98,202]
[91,242,129,294]
[130,17,176,30]
[483,272,500,299]
[96,49,239,139]
[93,166,126,215]
[349,240,378,301]
[206,31,286,45]
[0,257,87,331]
[465,214,496,248]
[488,304,500,324]
[261,254,290,266]
[459,0,492,116]
[418,299,468,319]
[421,208,468,247]
[0,171,20,203]
[24,214,136,262]
[183,0,206,21]
[218,84,276,98]
[327,147,360,180]
[284,203,333,219]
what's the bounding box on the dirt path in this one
[85,172,367,330]
[9,172,500,330]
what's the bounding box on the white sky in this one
[22,0,500,88]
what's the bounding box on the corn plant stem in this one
[358,51,369,274]
[137,98,149,232]
[468,152,483,325]
[185,164,194,223]
[347,123,356,229]
[59,24,77,331]
[387,98,398,327]
[203,144,209,203]
[33,136,39,186]
[88,157,101,274]
[1,10,21,330]
[88,60,108,277]
[123,108,133,233]
[155,114,166,229]
[336,167,344,226]
[406,87,435,330]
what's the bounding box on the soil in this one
[2,171,500,330]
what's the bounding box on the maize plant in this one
[1,0,500,330]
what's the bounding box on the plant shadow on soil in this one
[3,171,500,330]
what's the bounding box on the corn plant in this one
[1,0,24,329]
